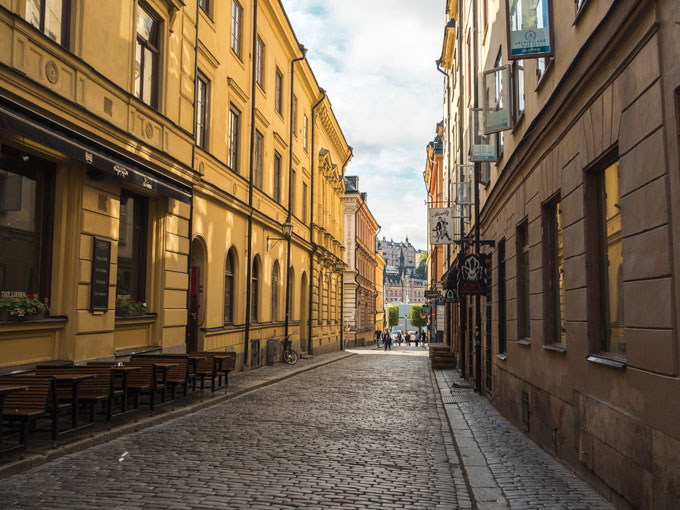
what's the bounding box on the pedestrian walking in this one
[397,332,402,346]
[384,331,391,351]
[406,332,411,346]
[375,329,381,348]
[415,332,419,347]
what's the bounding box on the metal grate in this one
[442,394,474,404]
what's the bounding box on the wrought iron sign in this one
[505,0,555,60]
[458,254,488,296]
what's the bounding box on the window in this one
[586,159,624,356]
[495,50,504,156]
[302,182,308,224]
[255,37,265,89]
[199,0,210,14]
[498,240,506,354]
[231,0,243,58]
[195,72,209,149]
[576,0,588,12]
[228,105,240,172]
[514,61,525,119]
[303,114,309,151]
[275,69,283,114]
[273,152,282,202]
[543,197,565,345]
[0,145,54,304]
[26,0,70,47]
[117,190,148,303]
[287,267,293,319]
[251,258,259,322]
[253,130,263,189]
[516,221,530,339]
[536,57,549,82]
[224,251,234,324]
[271,261,279,321]
[292,96,298,136]
[290,169,296,216]
[135,3,160,109]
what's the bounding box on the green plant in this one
[0,294,49,319]
[388,305,400,327]
[115,298,147,315]
[410,304,428,330]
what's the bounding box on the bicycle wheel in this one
[284,349,298,365]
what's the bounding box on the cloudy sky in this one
[281,0,446,250]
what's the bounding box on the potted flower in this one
[115,297,147,317]
[0,295,49,321]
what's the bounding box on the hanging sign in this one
[458,254,487,296]
[89,237,111,312]
[445,289,457,303]
[483,65,513,133]
[428,208,456,244]
[469,108,498,162]
[424,290,440,299]
[506,0,554,59]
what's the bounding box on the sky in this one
[281,0,446,251]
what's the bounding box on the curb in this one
[0,351,356,480]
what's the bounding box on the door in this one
[187,266,199,352]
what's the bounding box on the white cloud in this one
[282,0,446,250]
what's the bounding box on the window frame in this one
[255,36,265,89]
[135,1,161,110]
[303,114,308,151]
[195,71,209,149]
[275,69,283,115]
[251,258,259,322]
[26,0,71,49]
[542,195,566,346]
[271,261,279,322]
[290,169,296,216]
[292,95,298,136]
[228,104,240,173]
[513,60,525,124]
[117,189,149,304]
[273,151,282,203]
[198,0,210,16]
[224,250,235,324]
[231,0,243,59]
[516,220,530,340]
[254,130,264,189]
[302,181,308,224]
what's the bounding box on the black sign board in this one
[89,237,111,312]
[458,254,487,296]
[424,290,440,299]
[445,289,457,303]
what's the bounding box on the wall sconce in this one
[267,219,293,250]
[334,260,345,273]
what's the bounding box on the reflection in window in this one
[195,73,209,149]
[598,162,624,355]
[515,61,525,117]
[26,0,70,47]
[117,191,148,302]
[231,0,243,58]
[255,37,265,88]
[543,197,566,345]
[275,70,283,114]
[135,3,160,109]
[0,146,53,301]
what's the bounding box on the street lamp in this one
[267,219,293,249]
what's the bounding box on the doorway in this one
[187,238,206,352]
[300,272,309,353]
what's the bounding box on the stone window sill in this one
[517,338,531,347]
[496,353,507,361]
[587,353,626,370]
[0,316,67,333]
[542,343,567,353]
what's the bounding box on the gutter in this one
[243,0,258,368]
[339,147,353,350]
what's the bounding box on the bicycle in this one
[282,335,299,365]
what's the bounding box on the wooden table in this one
[110,365,141,413]
[52,374,96,429]
[152,363,178,403]
[213,354,233,386]
[0,385,28,452]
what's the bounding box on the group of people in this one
[375,329,427,351]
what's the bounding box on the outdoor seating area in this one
[0,351,236,458]
[429,344,456,369]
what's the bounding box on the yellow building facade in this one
[0,0,349,371]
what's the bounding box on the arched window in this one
[251,258,259,322]
[224,250,235,324]
[287,267,294,320]
[271,261,280,321]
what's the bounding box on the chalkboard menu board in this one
[89,237,111,312]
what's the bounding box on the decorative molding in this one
[228,77,249,104]
[273,131,288,149]
[198,41,220,70]
[254,107,270,128]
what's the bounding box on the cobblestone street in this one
[0,350,463,509]
[0,348,615,509]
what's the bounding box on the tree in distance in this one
[388,305,400,328]
[410,304,428,333]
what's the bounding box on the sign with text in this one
[89,237,111,312]
[458,254,487,296]
[506,0,554,59]
[424,290,440,299]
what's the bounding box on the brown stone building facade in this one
[437,0,680,507]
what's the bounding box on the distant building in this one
[379,237,426,305]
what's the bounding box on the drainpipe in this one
[473,0,482,393]
[340,148,353,350]
[458,0,467,380]
[284,46,308,344]
[243,0,258,368]
[308,89,326,354]
[352,194,366,349]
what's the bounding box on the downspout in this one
[284,46,308,344]
[185,0,200,352]
[458,0,467,379]
[473,0,482,393]
[243,0,258,368]
[308,89,326,355]
[352,194,366,349]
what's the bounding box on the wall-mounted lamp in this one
[334,260,345,273]
[267,219,293,250]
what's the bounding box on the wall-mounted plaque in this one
[89,237,111,312]
[505,0,554,60]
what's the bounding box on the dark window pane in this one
[117,191,147,302]
[224,252,233,323]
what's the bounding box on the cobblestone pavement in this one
[439,369,613,510]
[0,350,465,509]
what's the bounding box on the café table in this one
[109,365,142,413]
[0,384,28,452]
[152,363,178,403]
[51,374,96,430]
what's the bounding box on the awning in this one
[0,96,192,204]
[441,264,459,290]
